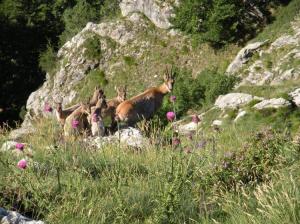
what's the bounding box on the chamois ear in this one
[94,85,100,91]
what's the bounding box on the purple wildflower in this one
[44,102,53,112]
[192,114,200,124]
[17,159,27,169]
[170,95,176,102]
[15,143,25,151]
[71,119,80,129]
[166,111,175,122]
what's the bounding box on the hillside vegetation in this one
[1,0,300,223]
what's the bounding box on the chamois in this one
[63,103,91,137]
[89,94,108,137]
[102,86,127,131]
[55,86,104,125]
[115,69,175,126]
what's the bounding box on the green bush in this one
[172,0,283,46]
[158,68,237,122]
[83,35,102,60]
[38,44,57,74]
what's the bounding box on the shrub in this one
[172,0,282,46]
[83,35,102,60]
[199,68,239,104]
[38,44,57,74]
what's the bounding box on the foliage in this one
[172,0,288,46]
[38,43,57,74]
[158,68,237,122]
[83,35,102,60]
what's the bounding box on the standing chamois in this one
[89,94,108,137]
[101,86,127,131]
[55,86,104,126]
[115,68,175,126]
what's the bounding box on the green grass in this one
[1,108,300,223]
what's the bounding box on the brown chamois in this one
[115,69,175,126]
[55,86,104,125]
[63,103,91,137]
[89,94,108,137]
[101,86,127,131]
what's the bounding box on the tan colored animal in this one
[89,95,108,137]
[55,86,104,125]
[63,103,91,137]
[102,86,127,131]
[115,69,175,126]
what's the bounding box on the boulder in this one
[85,127,149,149]
[253,98,291,110]
[177,122,199,135]
[226,41,268,74]
[215,93,263,109]
[234,110,247,122]
[289,88,300,107]
[1,141,18,151]
[212,120,222,127]
[0,207,44,224]
[270,35,299,50]
[120,0,173,29]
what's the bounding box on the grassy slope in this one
[1,1,300,223]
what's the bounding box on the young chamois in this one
[63,103,91,137]
[115,69,175,126]
[89,94,108,137]
[55,86,104,125]
[101,86,127,131]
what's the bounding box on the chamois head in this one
[95,94,108,111]
[90,86,104,105]
[163,67,175,92]
[115,85,127,102]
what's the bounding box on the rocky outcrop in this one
[120,0,173,29]
[85,127,149,149]
[0,207,44,224]
[236,16,300,86]
[289,88,300,107]
[226,41,267,74]
[215,93,263,109]
[253,98,291,110]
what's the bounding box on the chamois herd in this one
[54,69,175,138]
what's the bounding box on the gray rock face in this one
[120,0,173,29]
[234,110,247,122]
[86,127,149,149]
[226,41,267,74]
[177,122,199,134]
[270,35,299,50]
[289,88,300,107]
[215,93,263,109]
[253,98,291,110]
[0,208,44,224]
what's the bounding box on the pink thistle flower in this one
[17,159,27,169]
[166,111,175,122]
[92,113,98,122]
[44,102,53,112]
[15,143,25,151]
[172,137,181,147]
[170,95,176,102]
[192,114,200,124]
[71,119,80,129]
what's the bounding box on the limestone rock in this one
[120,0,173,29]
[226,41,268,74]
[86,127,149,149]
[215,93,263,109]
[1,141,18,151]
[212,120,222,126]
[270,35,299,50]
[253,98,291,110]
[0,207,44,224]
[289,88,300,107]
[234,110,247,122]
[177,122,199,135]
